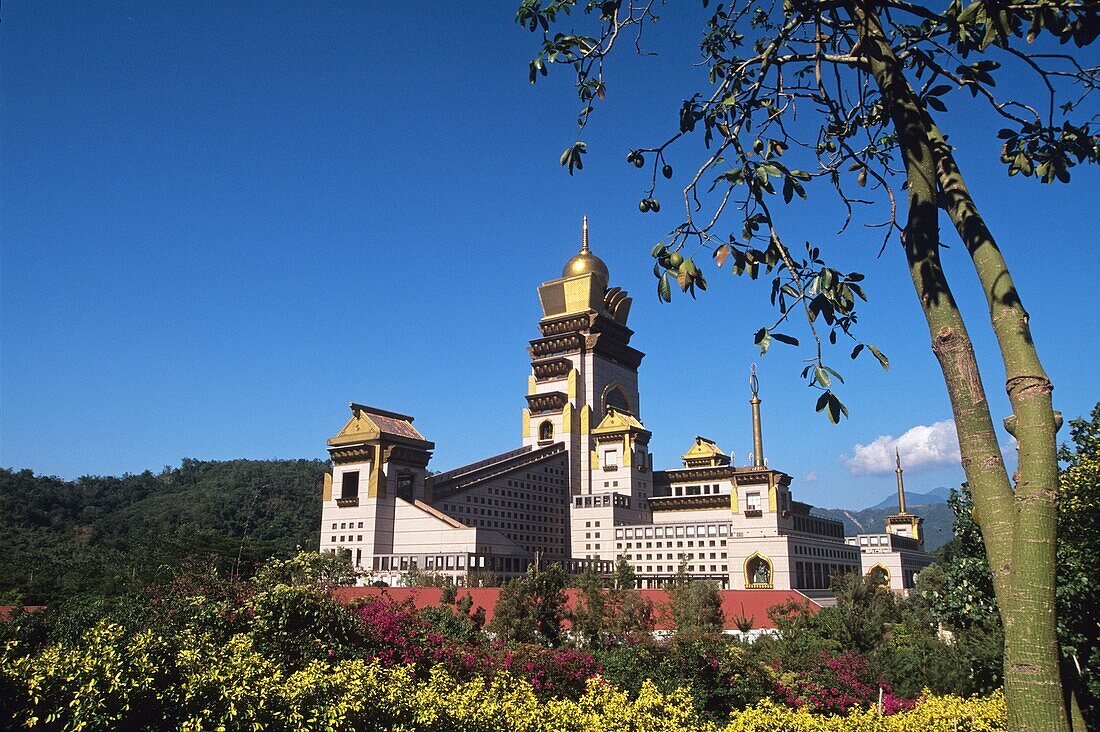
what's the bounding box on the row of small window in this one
[668,483,727,497]
[502,479,566,494]
[618,539,727,550]
[574,493,630,508]
[467,518,563,534]
[794,544,857,559]
[332,522,365,530]
[615,524,728,540]
[792,515,844,538]
[371,554,529,573]
[858,535,891,546]
[794,561,861,590]
[637,565,727,575]
[331,535,364,543]
[444,504,561,520]
[625,552,727,562]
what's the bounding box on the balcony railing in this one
[336,496,360,508]
[743,508,763,518]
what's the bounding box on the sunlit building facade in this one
[319,220,928,594]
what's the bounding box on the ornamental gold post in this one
[895,448,907,514]
[750,365,764,468]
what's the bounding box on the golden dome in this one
[562,217,610,281]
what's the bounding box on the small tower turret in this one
[885,450,924,547]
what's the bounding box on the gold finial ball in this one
[562,248,610,281]
[563,218,610,281]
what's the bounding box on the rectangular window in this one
[746,491,761,511]
[603,448,619,468]
[341,471,359,499]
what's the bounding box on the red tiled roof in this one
[0,606,45,622]
[331,587,817,630]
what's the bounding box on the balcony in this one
[336,496,360,508]
[743,508,763,518]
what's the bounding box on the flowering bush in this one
[776,651,914,715]
[350,595,598,697]
[0,622,1007,732]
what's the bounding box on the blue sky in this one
[2,2,1096,510]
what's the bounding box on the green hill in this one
[0,459,327,604]
[811,501,956,551]
[2,458,955,604]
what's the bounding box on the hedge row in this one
[2,621,1006,731]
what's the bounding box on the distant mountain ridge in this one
[811,486,956,551]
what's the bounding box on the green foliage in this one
[489,563,569,646]
[517,0,1097,428]
[0,459,327,604]
[668,565,725,636]
[597,635,775,719]
[614,554,636,589]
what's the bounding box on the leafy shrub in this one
[775,650,912,715]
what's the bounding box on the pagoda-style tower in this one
[885,449,924,546]
[522,218,647,496]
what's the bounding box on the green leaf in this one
[868,344,889,370]
[658,272,671,303]
[754,327,771,354]
[772,332,799,346]
[814,365,831,387]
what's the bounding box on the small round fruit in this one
[667,252,684,268]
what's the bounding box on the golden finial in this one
[562,216,609,281]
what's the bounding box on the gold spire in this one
[562,216,610,281]
[750,364,764,468]
[895,448,907,514]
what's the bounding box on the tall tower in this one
[522,218,645,496]
[885,450,924,546]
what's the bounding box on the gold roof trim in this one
[591,406,649,435]
[681,435,729,463]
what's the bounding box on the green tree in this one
[614,555,637,589]
[668,563,725,636]
[488,562,569,646]
[518,3,1098,729]
[571,563,608,647]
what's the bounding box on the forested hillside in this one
[0,459,326,604]
[811,501,955,551]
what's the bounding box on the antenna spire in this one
[749,364,764,468]
[895,448,907,514]
[581,216,589,252]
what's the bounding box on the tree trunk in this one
[928,123,1068,730]
[849,2,1069,730]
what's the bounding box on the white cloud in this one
[803,470,819,482]
[844,420,961,475]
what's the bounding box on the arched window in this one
[538,420,554,442]
[868,564,890,586]
[745,554,773,588]
[603,384,630,415]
